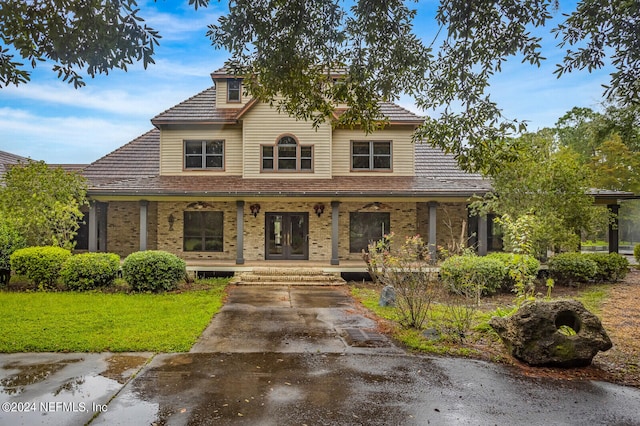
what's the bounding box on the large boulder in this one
[490,300,612,367]
[379,285,396,307]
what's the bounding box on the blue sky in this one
[0,1,612,164]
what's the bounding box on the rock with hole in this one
[489,299,612,367]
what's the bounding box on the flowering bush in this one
[364,234,437,329]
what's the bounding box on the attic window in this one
[227,79,241,102]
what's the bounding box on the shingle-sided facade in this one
[79,69,497,267]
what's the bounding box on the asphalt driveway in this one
[1,284,640,425]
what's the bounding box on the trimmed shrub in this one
[10,246,72,288]
[122,250,186,292]
[440,254,505,297]
[548,252,597,286]
[585,253,629,282]
[486,252,540,290]
[60,253,120,290]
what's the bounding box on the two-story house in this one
[80,67,493,271]
[78,67,629,272]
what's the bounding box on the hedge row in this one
[8,247,186,292]
[548,252,629,286]
[440,253,540,296]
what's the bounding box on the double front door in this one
[265,213,309,260]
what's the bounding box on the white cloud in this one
[0,108,149,164]
[143,8,223,41]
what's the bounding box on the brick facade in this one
[105,201,158,256]
[156,201,237,261]
[103,200,471,262]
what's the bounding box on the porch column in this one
[608,203,620,254]
[478,214,488,256]
[98,202,108,252]
[139,200,148,251]
[88,202,98,252]
[236,201,245,264]
[427,202,438,262]
[331,201,340,265]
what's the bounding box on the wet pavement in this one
[1,285,640,425]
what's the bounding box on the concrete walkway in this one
[1,285,640,425]
[190,285,401,354]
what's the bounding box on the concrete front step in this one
[238,274,337,282]
[233,280,345,286]
[249,267,328,276]
[232,268,346,286]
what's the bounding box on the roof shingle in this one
[82,129,160,186]
[152,86,424,125]
[151,87,241,124]
[0,150,29,175]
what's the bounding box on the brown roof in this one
[86,85,483,198]
[415,144,483,180]
[210,65,349,80]
[82,129,160,186]
[151,87,241,125]
[88,174,491,198]
[0,150,29,175]
[49,164,89,172]
[152,87,424,126]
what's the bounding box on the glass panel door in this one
[265,213,308,260]
[288,214,307,259]
[267,214,284,257]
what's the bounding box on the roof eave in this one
[151,119,239,127]
[87,188,490,198]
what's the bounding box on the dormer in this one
[210,66,251,109]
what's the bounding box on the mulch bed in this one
[480,269,640,388]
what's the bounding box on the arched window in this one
[262,135,313,172]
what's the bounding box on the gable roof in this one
[151,86,424,126]
[151,87,241,125]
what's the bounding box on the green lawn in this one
[0,281,227,353]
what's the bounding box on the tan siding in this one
[332,128,415,176]
[214,80,250,109]
[160,128,243,176]
[242,102,332,178]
